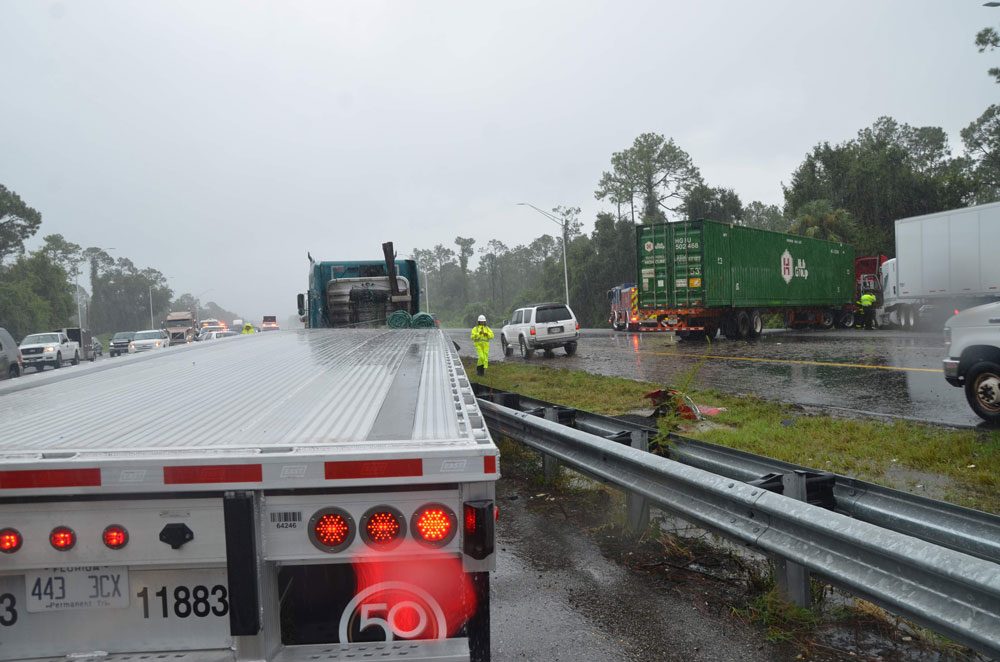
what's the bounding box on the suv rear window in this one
[534,305,572,323]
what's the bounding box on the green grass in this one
[471,361,1000,513]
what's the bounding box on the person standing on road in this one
[470,314,494,376]
[858,290,877,330]
[241,322,256,335]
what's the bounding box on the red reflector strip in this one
[163,464,262,484]
[0,468,101,490]
[325,459,422,480]
[484,456,497,474]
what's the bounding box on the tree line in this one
[414,27,999,329]
[0,187,240,340]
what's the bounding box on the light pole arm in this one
[516,202,571,307]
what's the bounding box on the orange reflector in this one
[103,524,129,549]
[0,528,21,553]
[50,526,76,551]
[413,505,455,546]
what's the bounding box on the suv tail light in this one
[412,504,456,547]
[103,524,129,549]
[0,528,22,553]
[529,326,536,336]
[575,322,580,330]
[462,501,495,560]
[361,506,406,549]
[50,526,76,551]
[308,508,355,553]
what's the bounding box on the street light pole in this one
[149,285,154,329]
[517,202,570,306]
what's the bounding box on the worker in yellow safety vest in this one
[241,323,256,335]
[858,291,877,330]
[470,314,494,376]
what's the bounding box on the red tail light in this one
[50,526,76,551]
[576,322,580,330]
[412,504,456,546]
[0,528,22,553]
[462,501,495,559]
[529,326,536,336]
[361,506,405,549]
[308,508,355,552]
[103,524,129,549]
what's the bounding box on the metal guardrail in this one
[478,398,1000,658]
[474,386,1000,566]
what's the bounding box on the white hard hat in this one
[477,315,487,323]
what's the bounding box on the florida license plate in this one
[25,566,129,612]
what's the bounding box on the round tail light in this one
[0,528,22,553]
[308,508,355,553]
[360,506,405,549]
[103,524,129,549]
[50,526,76,551]
[411,504,456,547]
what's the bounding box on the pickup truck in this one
[17,331,80,371]
[943,301,1000,424]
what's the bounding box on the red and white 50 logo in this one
[339,581,449,642]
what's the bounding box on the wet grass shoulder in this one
[471,360,1000,514]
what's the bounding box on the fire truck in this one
[607,283,668,332]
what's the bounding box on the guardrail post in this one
[775,470,811,607]
[542,408,560,484]
[625,430,650,535]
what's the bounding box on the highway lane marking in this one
[640,351,943,373]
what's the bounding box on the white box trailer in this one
[0,329,498,662]
[879,201,1000,327]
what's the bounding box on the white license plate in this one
[548,326,563,334]
[25,566,129,612]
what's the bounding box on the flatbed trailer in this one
[0,329,497,662]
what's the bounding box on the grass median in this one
[470,360,1000,514]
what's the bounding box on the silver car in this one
[132,329,170,352]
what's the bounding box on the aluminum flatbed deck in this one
[0,329,496,496]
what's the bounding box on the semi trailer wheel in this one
[749,310,764,338]
[736,311,751,339]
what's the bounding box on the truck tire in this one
[820,311,835,330]
[748,310,763,338]
[519,336,533,359]
[8,365,18,379]
[722,315,740,340]
[736,311,751,339]
[965,361,1000,424]
[72,351,80,366]
[837,311,854,328]
[501,336,513,357]
[564,342,577,356]
[54,352,62,369]
[467,571,491,662]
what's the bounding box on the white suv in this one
[943,301,1000,424]
[500,303,579,359]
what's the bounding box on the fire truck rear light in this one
[308,508,355,553]
[411,504,456,546]
[103,524,129,549]
[462,500,495,560]
[0,528,22,553]
[360,506,406,549]
[50,526,76,551]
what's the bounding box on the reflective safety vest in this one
[471,325,494,342]
[859,293,876,307]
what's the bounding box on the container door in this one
[702,222,731,307]
[671,222,705,307]
[637,224,672,309]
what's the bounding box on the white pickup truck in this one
[17,331,80,371]
[943,301,1000,424]
[0,328,498,661]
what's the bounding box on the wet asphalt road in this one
[491,479,779,662]
[449,327,982,428]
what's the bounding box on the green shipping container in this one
[636,220,855,309]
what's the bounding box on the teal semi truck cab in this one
[297,242,421,328]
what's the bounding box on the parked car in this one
[132,329,170,352]
[500,303,580,358]
[0,327,22,379]
[109,331,136,357]
[261,315,279,331]
[91,337,103,358]
[19,331,80,371]
[200,330,238,340]
[943,301,1000,424]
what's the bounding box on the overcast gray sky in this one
[1,1,996,321]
